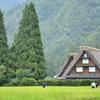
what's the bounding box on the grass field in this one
[0,86,99,100]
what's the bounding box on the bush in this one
[21,78,37,86]
[0,75,7,86]
[37,79,100,86]
[4,78,100,86]
[4,78,20,86]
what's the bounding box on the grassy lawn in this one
[0,86,99,100]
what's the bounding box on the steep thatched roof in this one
[62,50,83,77]
[57,46,100,79]
[57,53,77,77]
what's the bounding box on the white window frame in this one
[89,67,95,72]
[76,67,83,72]
[82,59,89,64]
[84,53,87,57]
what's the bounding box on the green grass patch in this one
[0,86,99,100]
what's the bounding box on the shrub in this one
[21,78,37,86]
[4,78,20,86]
[0,75,6,86]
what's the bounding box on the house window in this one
[89,67,95,72]
[84,53,87,57]
[82,59,89,64]
[76,67,83,72]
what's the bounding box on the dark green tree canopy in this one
[10,2,46,80]
[0,9,8,65]
[0,9,9,86]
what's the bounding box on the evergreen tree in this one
[10,2,47,80]
[0,9,8,85]
[0,9,8,65]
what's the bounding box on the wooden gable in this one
[75,51,95,66]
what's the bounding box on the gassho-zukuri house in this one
[56,46,100,79]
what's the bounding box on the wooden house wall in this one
[71,66,100,74]
[69,52,100,74]
[76,58,95,65]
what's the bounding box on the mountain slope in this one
[0,0,26,11]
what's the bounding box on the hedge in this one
[37,79,100,86]
[4,78,100,86]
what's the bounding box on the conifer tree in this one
[0,9,8,85]
[10,2,47,80]
[0,9,8,65]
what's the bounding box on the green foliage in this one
[9,2,46,80]
[44,77,54,80]
[37,79,100,86]
[0,9,8,65]
[81,29,100,49]
[21,78,37,86]
[3,0,100,77]
[0,9,9,86]
[0,74,6,86]
[16,69,34,80]
[8,78,20,86]
[16,69,24,80]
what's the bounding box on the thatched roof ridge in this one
[80,46,100,51]
[68,53,77,56]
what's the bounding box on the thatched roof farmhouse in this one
[57,46,100,79]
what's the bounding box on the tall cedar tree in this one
[10,2,47,80]
[0,9,8,65]
[0,9,8,85]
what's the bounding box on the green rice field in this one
[0,86,99,100]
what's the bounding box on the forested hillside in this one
[0,0,26,11]
[3,0,100,77]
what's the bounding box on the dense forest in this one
[1,0,100,78]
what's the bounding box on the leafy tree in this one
[10,2,47,80]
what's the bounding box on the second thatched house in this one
[57,46,100,79]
